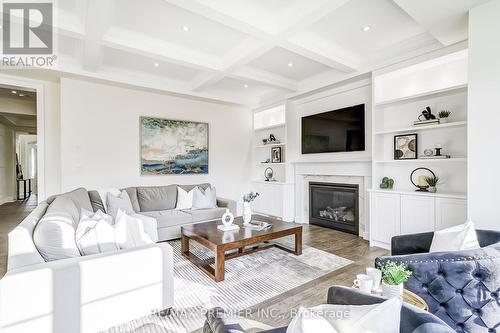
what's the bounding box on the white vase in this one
[440,117,448,123]
[381,282,403,298]
[243,202,252,224]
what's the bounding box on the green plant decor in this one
[379,261,412,285]
[243,192,260,203]
[425,176,440,187]
[438,110,451,118]
[380,177,395,189]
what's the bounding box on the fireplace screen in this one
[309,182,359,235]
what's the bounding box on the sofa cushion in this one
[33,196,82,261]
[124,187,140,212]
[59,187,93,212]
[88,190,106,212]
[115,210,154,249]
[141,209,192,228]
[184,208,226,223]
[76,210,119,256]
[179,183,210,192]
[137,185,177,212]
[192,186,217,209]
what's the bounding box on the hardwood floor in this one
[0,199,388,331]
[0,195,38,278]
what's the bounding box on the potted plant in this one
[425,176,440,193]
[242,192,259,224]
[379,261,412,298]
[438,110,451,123]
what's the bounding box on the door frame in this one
[0,74,45,201]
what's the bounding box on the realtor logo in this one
[2,2,53,54]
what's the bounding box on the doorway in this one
[0,86,37,204]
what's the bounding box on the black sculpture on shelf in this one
[418,106,436,121]
[268,134,276,142]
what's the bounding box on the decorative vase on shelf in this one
[243,202,252,224]
[381,282,404,298]
[428,186,437,193]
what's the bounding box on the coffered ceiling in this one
[4,0,490,106]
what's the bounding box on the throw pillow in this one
[286,297,402,333]
[114,209,154,249]
[34,196,82,261]
[76,210,119,256]
[175,186,195,210]
[131,213,159,242]
[96,188,121,213]
[106,190,135,218]
[430,219,481,253]
[192,186,217,209]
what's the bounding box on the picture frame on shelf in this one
[271,146,282,163]
[394,134,417,160]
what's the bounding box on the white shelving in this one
[254,123,285,131]
[375,84,467,107]
[374,157,467,164]
[255,143,286,148]
[257,162,286,166]
[375,121,467,135]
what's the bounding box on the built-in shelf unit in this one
[369,49,469,249]
[251,104,294,221]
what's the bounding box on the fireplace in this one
[309,182,359,235]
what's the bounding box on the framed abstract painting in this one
[140,117,209,175]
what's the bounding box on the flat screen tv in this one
[302,104,365,154]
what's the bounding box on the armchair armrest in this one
[391,232,434,255]
[0,243,174,333]
[217,197,237,216]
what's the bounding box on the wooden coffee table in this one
[181,215,303,282]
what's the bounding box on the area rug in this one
[105,238,352,333]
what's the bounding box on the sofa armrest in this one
[217,197,237,216]
[0,243,174,333]
[391,232,434,255]
[327,286,454,333]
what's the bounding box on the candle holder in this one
[410,167,436,192]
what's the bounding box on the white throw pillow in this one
[106,190,135,218]
[76,210,120,256]
[96,188,121,213]
[286,298,402,333]
[192,186,217,209]
[34,196,81,261]
[115,209,154,249]
[175,186,195,210]
[131,213,159,242]
[430,219,481,253]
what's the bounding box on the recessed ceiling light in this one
[243,84,249,88]
[153,63,160,67]
[362,26,371,32]
[11,90,17,94]
[19,93,25,97]
[183,25,190,32]
[288,62,293,67]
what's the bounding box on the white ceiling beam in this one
[82,0,115,72]
[230,67,297,92]
[162,0,359,73]
[190,73,225,92]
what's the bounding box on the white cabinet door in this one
[435,198,467,229]
[370,193,401,246]
[400,195,435,235]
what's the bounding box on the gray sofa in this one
[87,183,237,241]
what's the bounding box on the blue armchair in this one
[376,229,500,333]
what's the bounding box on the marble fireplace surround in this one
[293,162,371,239]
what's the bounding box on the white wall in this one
[0,123,14,204]
[468,0,500,230]
[59,78,253,213]
[43,82,61,198]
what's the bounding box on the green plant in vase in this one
[378,261,412,297]
[379,177,394,189]
[438,110,451,123]
[242,192,259,224]
[425,176,440,193]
